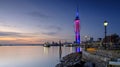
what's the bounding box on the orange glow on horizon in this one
[0,37,16,41]
[0,37,44,44]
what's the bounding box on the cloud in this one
[28,11,49,18]
[0,31,39,37]
[47,26,62,31]
[42,32,57,35]
[0,32,21,36]
[41,25,62,36]
[0,18,17,28]
[0,24,16,28]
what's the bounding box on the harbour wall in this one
[82,50,111,67]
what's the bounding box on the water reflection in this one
[43,47,49,56]
[76,47,83,52]
[0,46,76,67]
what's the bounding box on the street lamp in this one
[104,20,108,49]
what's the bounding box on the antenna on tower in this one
[76,0,79,18]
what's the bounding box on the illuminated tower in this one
[74,8,80,44]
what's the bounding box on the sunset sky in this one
[0,0,120,44]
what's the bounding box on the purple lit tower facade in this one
[74,8,80,44]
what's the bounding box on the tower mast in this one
[74,6,80,44]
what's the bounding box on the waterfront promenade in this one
[56,47,120,67]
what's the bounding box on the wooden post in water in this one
[59,41,62,62]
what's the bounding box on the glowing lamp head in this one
[104,20,108,26]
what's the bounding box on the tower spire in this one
[76,7,79,19]
[76,1,79,19]
[74,2,80,44]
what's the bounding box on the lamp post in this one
[104,20,108,49]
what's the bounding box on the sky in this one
[0,0,120,44]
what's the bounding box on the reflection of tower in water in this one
[76,47,82,52]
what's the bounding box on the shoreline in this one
[56,52,95,67]
[56,48,120,67]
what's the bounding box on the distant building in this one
[89,37,94,42]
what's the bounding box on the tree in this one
[103,33,119,44]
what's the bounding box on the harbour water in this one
[0,46,76,67]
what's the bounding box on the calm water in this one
[0,46,76,67]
